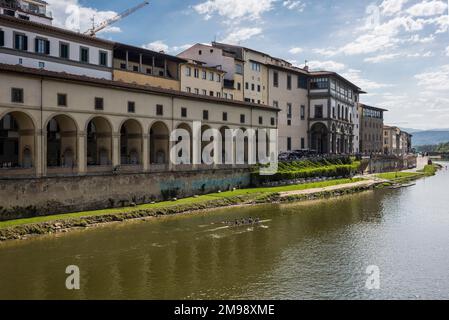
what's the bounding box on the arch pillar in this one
[112,133,120,168]
[78,131,86,174]
[143,133,149,171]
[36,129,44,177]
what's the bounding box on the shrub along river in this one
[0,163,448,300]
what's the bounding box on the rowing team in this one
[224,217,261,227]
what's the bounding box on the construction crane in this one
[84,1,149,37]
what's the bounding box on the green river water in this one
[1,164,449,299]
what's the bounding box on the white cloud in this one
[307,60,345,71]
[364,53,402,63]
[380,0,409,16]
[283,0,306,12]
[221,27,263,44]
[364,50,434,63]
[342,69,392,90]
[193,0,275,20]
[47,0,120,34]
[322,15,425,56]
[289,47,304,54]
[142,41,193,54]
[406,0,448,17]
[143,40,169,53]
[405,34,435,43]
[446,46,449,56]
[414,65,449,91]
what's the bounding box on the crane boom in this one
[85,1,149,36]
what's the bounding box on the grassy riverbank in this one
[0,178,362,230]
[0,178,371,241]
[375,164,439,185]
[1,163,440,242]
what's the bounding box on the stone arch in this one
[149,121,169,164]
[0,111,36,169]
[310,122,329,154]
[120,119,143,165]
[46,114,78,168]
[201,124,213,164]
[175,122,193,164]
[219,126,231,164]
[86,116,112,166]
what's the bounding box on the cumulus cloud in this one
[142,40,169,52]
[342,69,392,90]
[142,41,193,54]
[221,27,263,44]
[364,53,403,63]
[415,65,449,91]
[406,0,448,17]
[380,0,409,16]
[47,0,120,34]
[193,0,275,20]
[289,47,304,54]
[307,60,345,71]
[282,0,306,12]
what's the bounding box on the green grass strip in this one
[0,178,362,229]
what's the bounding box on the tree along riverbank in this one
[0,165,439,243]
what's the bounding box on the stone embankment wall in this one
[363,155,418,174]
[0,169,251,221]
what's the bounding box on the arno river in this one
[1,163,448,300]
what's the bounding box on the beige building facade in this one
[177,43,244,102]
[179,61,225,98]
[359,104,386,154]
[383,126,412,155]
[268,64,309,151]
[0,65,278,178]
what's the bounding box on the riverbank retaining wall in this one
[0,168,251,221]
[363,155,417,174]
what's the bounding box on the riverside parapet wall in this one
[0,168,251,221]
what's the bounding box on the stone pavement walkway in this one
[279,179,378,198]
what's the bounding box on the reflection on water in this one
[1,164,449,299]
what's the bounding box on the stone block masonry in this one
[0,168,251,221]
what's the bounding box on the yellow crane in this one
[84,1,150,37]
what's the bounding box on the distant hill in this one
[412,131,449,146]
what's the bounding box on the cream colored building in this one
[211,42,269,105]
[177,43,244,102]
[0,64,278,178]
[267,61,309,151]
[179,60,225,98]
[359,104,386,154]
[112,43,182,91]
[383,126,412,155]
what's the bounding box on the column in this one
[112,133,120,167]
[142,133,149,171]
[35,129,44,177]
[77,132,86,175]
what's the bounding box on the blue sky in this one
[46,0,449,129]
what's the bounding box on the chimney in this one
[304,65,309,72]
